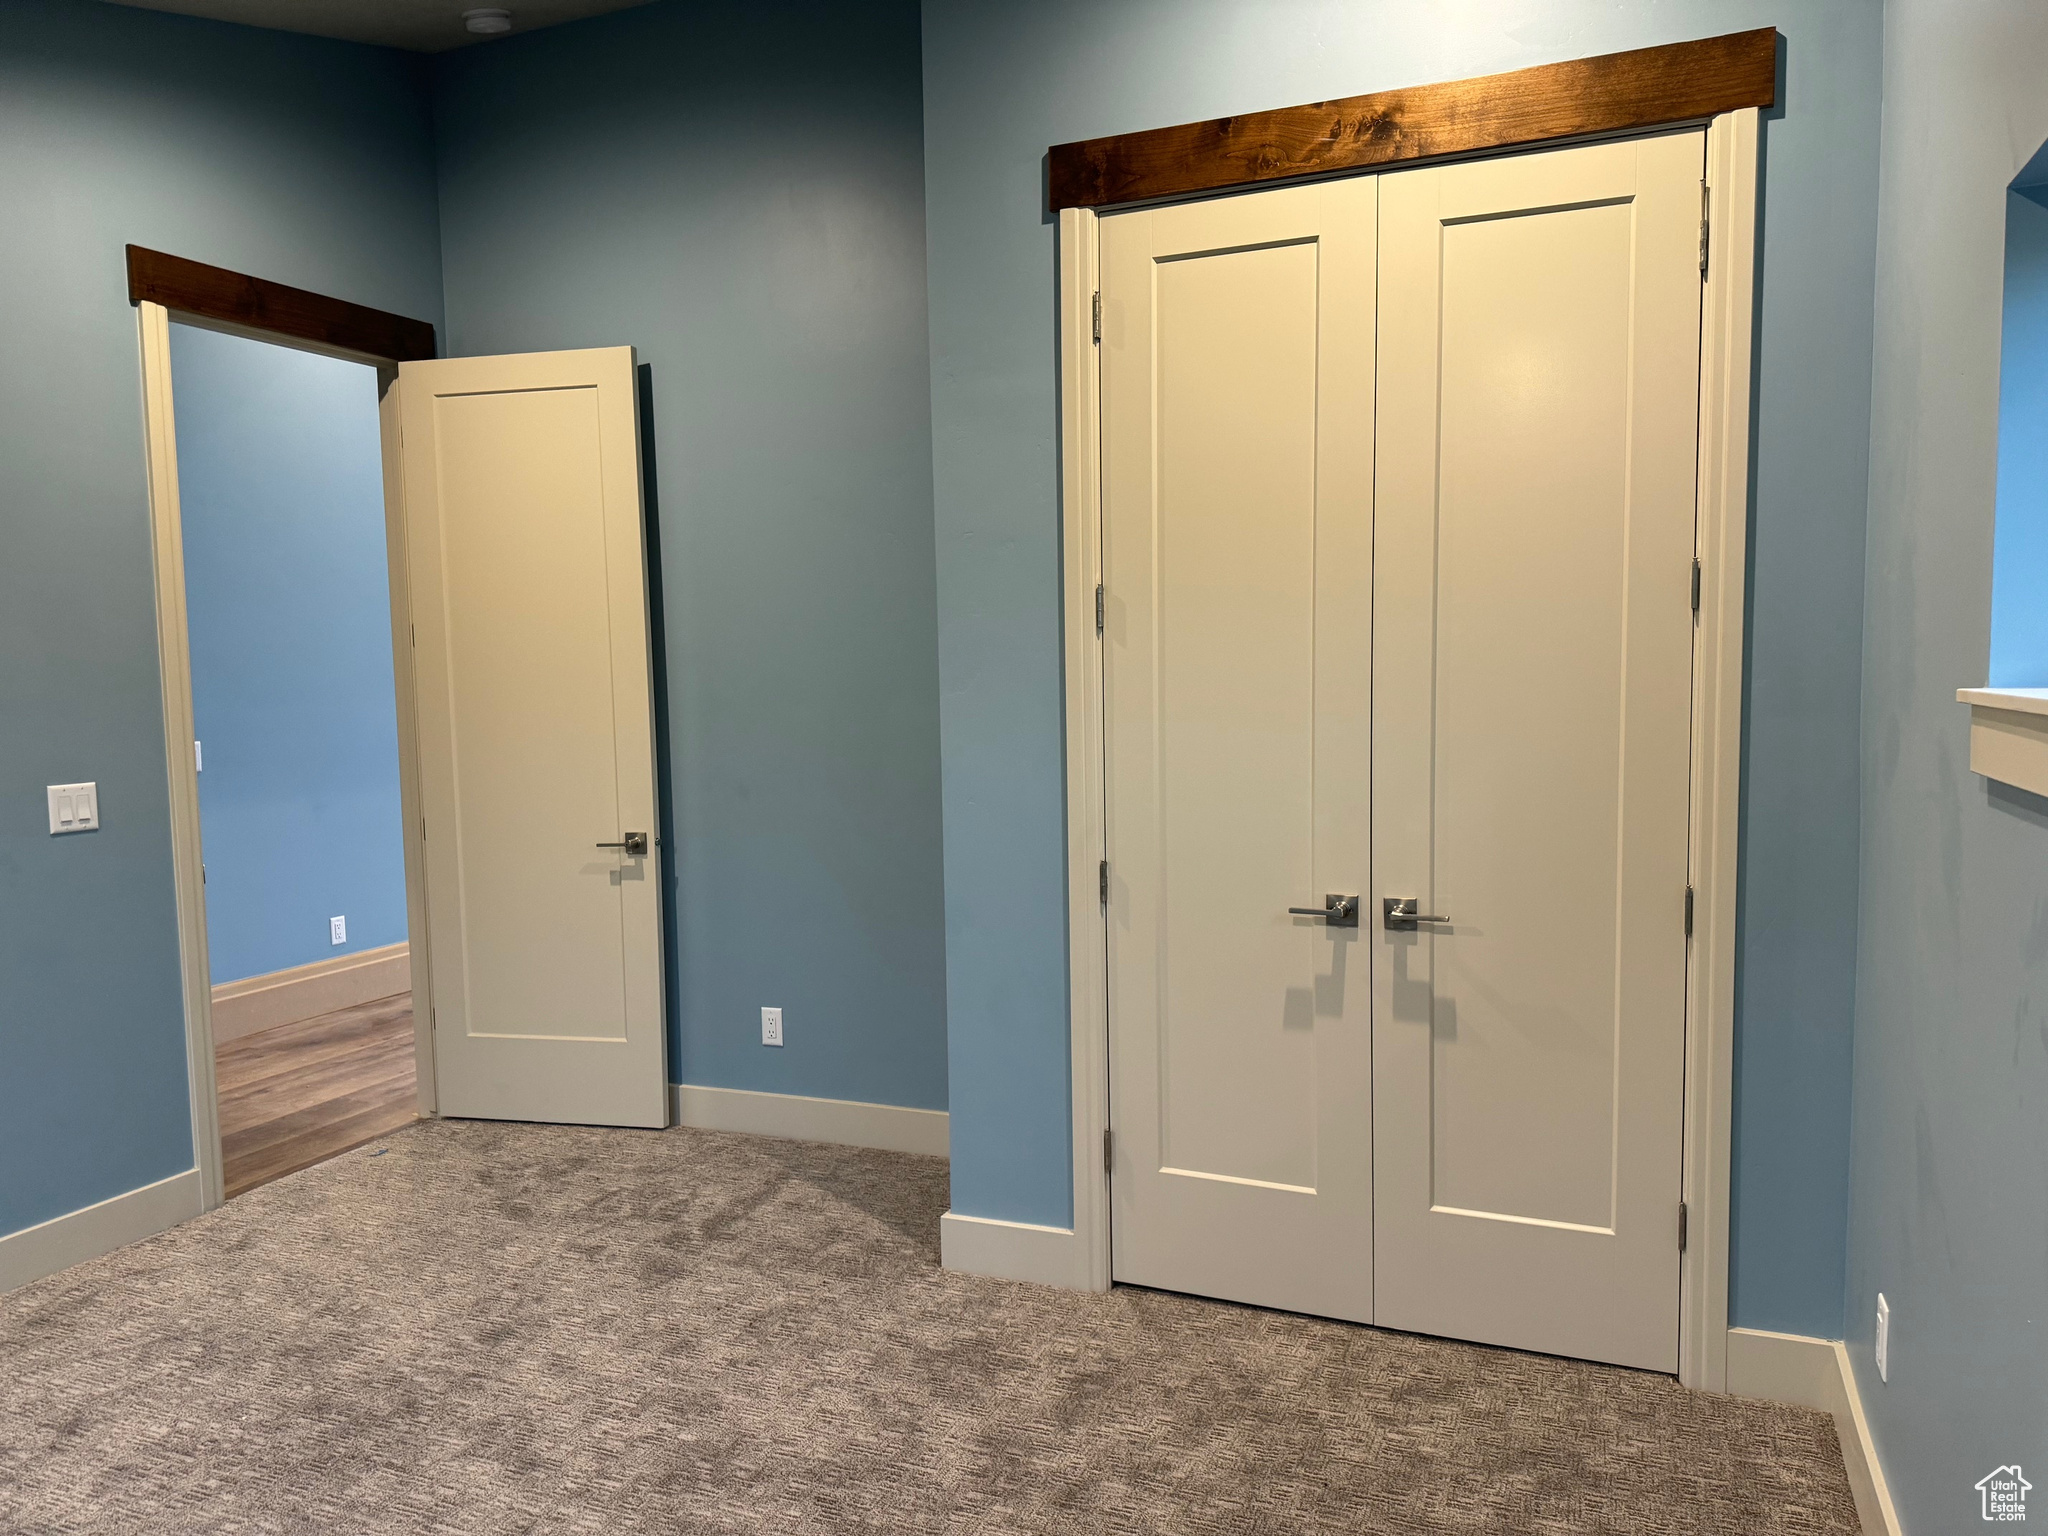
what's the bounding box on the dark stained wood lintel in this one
[126,245,437,363]
[1048,28,1778,211]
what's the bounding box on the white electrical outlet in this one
[194,740,203,773]
[761,1007,783,1047]
[47,783,100,834]
[1875,1293,1890,1382]
[330,915,347,946]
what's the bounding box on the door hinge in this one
[1684,885,1694,937]
[410,623,415,647]
[1699,181,1711,276]
[1092,290,1102,344]
[1099,859,1109,906]
[1095,582,1104,634]
[1104,1126,1114,1175]
[1691,557,1702,614]
[1679,1201,1689,1253]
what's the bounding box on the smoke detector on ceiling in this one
[462,8,512,34]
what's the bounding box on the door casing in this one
[1053,108,1761,1392]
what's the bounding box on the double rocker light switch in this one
[47,782,100,834]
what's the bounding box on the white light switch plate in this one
[762,1007,783,1047]
[1875,1293,1890,1382]
[47,782,99,834]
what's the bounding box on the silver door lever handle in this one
[597,832,650,855]
[1287,894,1359,927]
[1384,896,1450,928]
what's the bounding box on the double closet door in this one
[1100,132,1704,1372]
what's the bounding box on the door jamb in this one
[1055,109,1762,1391]
[1057,206,1112,1291]
[136,296,438,1217]
[1679,107,1761,1393]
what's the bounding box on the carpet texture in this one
[0,1121,1858,1534]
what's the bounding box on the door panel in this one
[1372,134,1703,1369]
[1103,180,1375,1321]
[1155,240,1318,1192]
[399,347,666,1128]
[1430,199,1634,1231]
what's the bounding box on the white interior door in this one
[398,346,666,1128]
[1101,179,1376,1320]
[1371,133,1704,1370]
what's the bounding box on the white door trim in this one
[138,298,225,1213]
[378,363,439,1116]
[136,300,437,1219]
[1047,109,1762,1388]
[1679,106,1762,1393]
[1057,204,1113,1291]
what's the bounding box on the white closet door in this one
[1101,179,1377,1321]
[1371,133,1705,1370]
[399,346,666,1129]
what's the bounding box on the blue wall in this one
[1988,186,2048,689]
[171,324,408,985]
[1849,3,2048,1527]
[0,0,442,1239]
[433,0,948,1111]
[921,0,1881,1338]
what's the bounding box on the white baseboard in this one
[0,1169,204,1295]
[669,1083,948,1158]
[940,1211,1101,1290]
[1727,1327,1903,1536]
[210,942,410,1045]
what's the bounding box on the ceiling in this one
[101,0,657,53]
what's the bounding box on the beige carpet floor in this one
[0,1120,1858,1534]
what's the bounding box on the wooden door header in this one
[126,245,437,363]
[1048,28,1777,210]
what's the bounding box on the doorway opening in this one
[169,322,417,1199]
[133,245,442,1215]
[137,246,670,1219]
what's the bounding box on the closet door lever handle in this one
[1287,894,1359,927]
[1383,897,1451,929]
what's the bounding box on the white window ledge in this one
[1958,688,2048,796]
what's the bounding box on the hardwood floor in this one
[215,992,419,1199]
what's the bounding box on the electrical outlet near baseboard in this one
[1875,1292,1890,1382]
[761,1006,783,1047]
[330,915,347,946]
